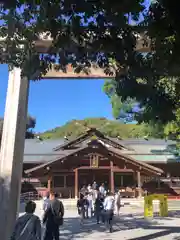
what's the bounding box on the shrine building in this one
[22,128,180,198]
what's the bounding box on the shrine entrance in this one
[79,169,110,189]
[114,172,134,189]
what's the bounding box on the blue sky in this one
[0,65,113,132]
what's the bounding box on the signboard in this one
[144,196,153,218]
[90,154,99,168]
[144,194,168,218]
[159,196,168,217]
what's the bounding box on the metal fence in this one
[20,192,42,202]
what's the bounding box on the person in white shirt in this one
[43,192,50,212]
[87,184,92,192]
[87,191,93,217]
[103,192,115,233]
[99,183,105,197]
[115,190,121,216]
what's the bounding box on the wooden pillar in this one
[47,175,52,192]
[137,171,142,198]
[64,175,66,188]
[110,161,114,193]
[0,68,29,240]
[120,175,124,187]
[157,176,160,189]
[75,168,78,199]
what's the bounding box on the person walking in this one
[87,184,92,192]
[94,195,104,224]
[92,181,97,190]
[77,194,89,224]
[115,190,121,216]
[99,183,105,198]
[80,185,87,198]
[11,201,41,240]
[43,191,64,240]
[103,192,115,233]
[87,188,93,217]
[43,191,50,212]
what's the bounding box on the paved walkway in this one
[19,203,180,239]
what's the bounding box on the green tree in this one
[103,79,136,121]
[0,115,36,140]
[0,1,145,78]
[164,107,180,143]
[41,117,164,139]
[102,1,179,128]
[0,1,179,137]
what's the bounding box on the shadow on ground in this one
[58,212,180,240]
[122,210,180,220]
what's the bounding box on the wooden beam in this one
[33,33,150,54]
[75,166,133,172]
[43,64,112,79]
[0,68,29,240]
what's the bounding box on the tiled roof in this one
[25,144,163,175]
[23,138,178,163]
[108,146,163,174]
[24,139,65,163]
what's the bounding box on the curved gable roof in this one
[25,141,163,176]
[53,128,132,151]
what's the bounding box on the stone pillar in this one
[110,161,114,193]
[137,171,142,198]
[0,68,29,240]
[75,168,78,199]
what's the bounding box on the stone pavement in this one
[19,202,180,239]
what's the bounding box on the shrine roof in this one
[23,137,178,164]
[25,142,163,175]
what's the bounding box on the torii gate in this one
[0,33,150,239]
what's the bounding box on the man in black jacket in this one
[94,196,104,224]
[43,192,64,240]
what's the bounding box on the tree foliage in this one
[0,115,36,140]
[112,0,180,140]
[41,117,164,140]
[0,1,179,140]
[0,0,145,78]
[164,108,180,142]
[103,79,139,122]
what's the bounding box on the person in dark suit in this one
[77,194,89,224]
[94,196,104,224]
[43,192,64,240]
